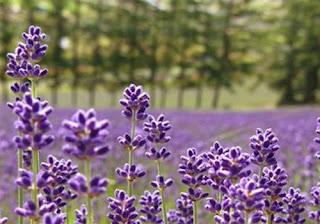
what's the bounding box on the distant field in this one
[13,78,279,111]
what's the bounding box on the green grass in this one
[4,78,279,110]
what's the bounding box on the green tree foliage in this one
[0,0,320,108]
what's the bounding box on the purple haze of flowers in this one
[75,205,87,224]
[8,92,54,151]
[309,182,320,222]
[107,189,139,224]
[139,190,163,223]
[119,84,150,120]
[62,109,110,160]
[6,25,48,78]
[250,128,280,167]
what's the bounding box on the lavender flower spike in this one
[107,189,139,224]
[6,25,48,79]
[120,84,150,120]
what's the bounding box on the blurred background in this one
[0,0,319,110]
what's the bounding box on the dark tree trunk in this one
[212,82,221,109]
[177,66,186,109]
[51,86,58,106]
[195,85,203,109]
[304,66,319,103]
[160,87,167,108]
[177,87,184,109]
[71,85,78,107]
[1,81,8,103]
[109,90,117,107]
[89,89,95,107]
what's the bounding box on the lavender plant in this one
[62,109,110,224]
[3,25,320,224]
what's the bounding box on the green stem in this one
[193,201,198,224]
[32,149,39,224]
[259,165,264,179]
[31,78,36,98]
[17,149,23,224]
[66,203,72,224]
[245,211,249,224]
[127,110,136,196]
[160,188,168,224]
[267,213,273,224]
[157,159,162,176]
[85,159,93,224]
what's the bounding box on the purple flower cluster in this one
[62,109,110,160]
[107,189,139,224]
[9,92,54,151]
[139,190,162,223]
[120,84,150,120]
[6,25,48,78]
[250,128,280,167]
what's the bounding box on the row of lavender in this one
[0,25,319,224]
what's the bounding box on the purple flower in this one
[116,163,146,182]
[283,187,306,224]
[68,173,107,198]
[42,213,66,224]
[62,109,110,160]
[107,189,139,224]
[10,81,31,95]
[40,155,78,212]
[144,114,171,144]
[151,175,173,190]
[170,194,193,224]
[9,92,54,151]
[118,134,146,151]
[179,148,208,202]
[309,183,320,222]
[0,212,8,224]
[6,25,48,78]
[250,128,280,167]
[220,146,251,181]
[15,199,56,219]
[75,205,87,224]
[119,84,150,120]
[139,190,163,223]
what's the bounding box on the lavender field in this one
[2,24,320,224]
[0,103,319,223]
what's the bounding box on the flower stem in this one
[127,110,136,196]
[245,211,249,224]
[66,203,72,224]
[85,159,93,224]
[17,149,23,224]
[259,165,264,179]
[31,78,36,98]
[160,188,168,224]
[157,159,162,176]
[193,201,198,224]
[267,213,273,224]
[32,149,39,224]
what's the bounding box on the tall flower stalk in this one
[119,84,149,196]
[62,109,110,224]
[144,114,173,224]
[5,25,48,224]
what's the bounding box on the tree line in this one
[0,0,320,108]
